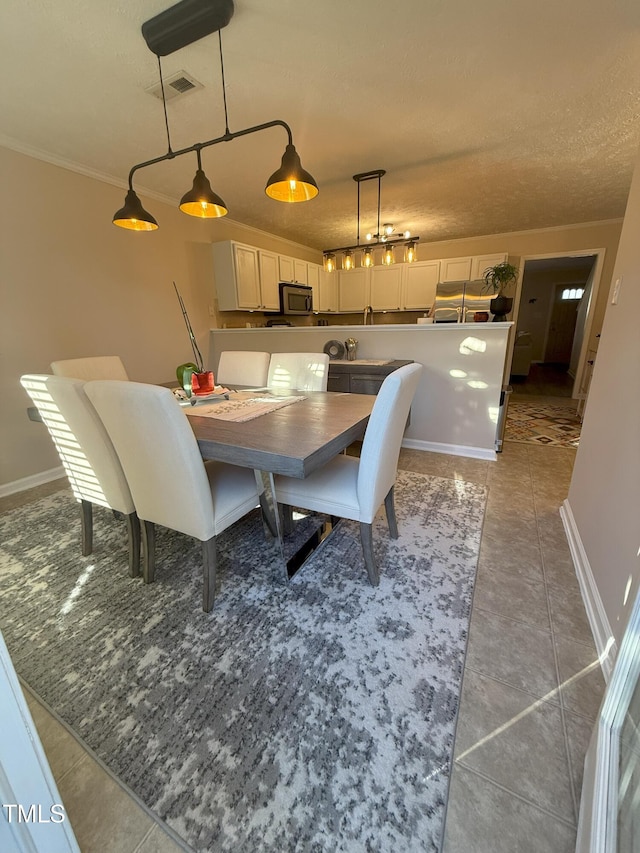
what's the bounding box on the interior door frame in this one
[507,248,605,397]
[576,582,640,852]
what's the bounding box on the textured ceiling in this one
[1,0,640,251]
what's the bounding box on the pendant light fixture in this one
[113,0,318,232]
[323,253,336,273]
[382,245,395,266]
[323,169,419,270]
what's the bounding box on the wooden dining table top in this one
[187,391,375,479]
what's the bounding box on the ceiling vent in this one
[145,71,203,101]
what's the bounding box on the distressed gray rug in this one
[0,470,486,852]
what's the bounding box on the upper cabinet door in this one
[338,268,369,312]
[402,260,440,310]
[293,259,308,284]
[279,255,295,283]
[258,250,280,311]
[370,265,403,310]
[317,269,338,312]
[440,256,472,282]
[234,244,261,309]
[470,253,508,281]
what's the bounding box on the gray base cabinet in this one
[327,360,413,394]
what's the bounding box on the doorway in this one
[503,251,603,448]
[511,254,597,398]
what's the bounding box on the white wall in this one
[565,143,640,651]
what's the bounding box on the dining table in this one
[184,389,376,579]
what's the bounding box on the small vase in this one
[490,296,513,321]
[192,371,215,395]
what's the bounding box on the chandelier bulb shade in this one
[362,247,373,268]
[323,253,336,273]
[342,249,354,271]
[112,189,159,231]
[265,143,319,203]
[179,168,228,218]
[383,245,395,266]
[404,241,417,263]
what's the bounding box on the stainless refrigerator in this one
[432,280,493,322]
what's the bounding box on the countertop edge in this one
[211,322,514,332]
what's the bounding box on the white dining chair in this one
[51,356,129,381]
[217,351,270,388]
[267,352,330,392]
[20,374,140,576]
[274,363,422,586]
[85,380,262,612]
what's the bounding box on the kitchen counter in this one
[209,323,513,459]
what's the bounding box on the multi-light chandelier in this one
[113,0,318,231]
[323,169,419,272]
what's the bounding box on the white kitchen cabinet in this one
[294,259,308,284]
[213,241,261,310]
[279,255,309,284]
[258,250,280,311]
[338,268,369,313]
[307,263,320,311]
[370,265,403,311]
[440,256,472,282]
[317,269,338,312]
[402,260,440,310]
[470,253,508,281]
[278,255,295,283]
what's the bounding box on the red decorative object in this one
[192,371,215,395]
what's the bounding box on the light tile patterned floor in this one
[1,439,603,852]
[506,400,582,448]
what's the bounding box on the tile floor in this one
[1,437,604,852]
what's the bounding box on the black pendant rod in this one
[126,119,293,190]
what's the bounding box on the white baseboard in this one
[561,499,617,681]
[0,466,65,499]
[401,438,497,462]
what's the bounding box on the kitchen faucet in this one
[363,305,374,325]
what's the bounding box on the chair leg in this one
[80,500,93,556]
[359,522,380,586]
[141,520,156,584]
[384,486,399,539]
[125,513,141,578]
[202,536,217,613]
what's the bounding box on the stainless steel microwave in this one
[279,282,313,315]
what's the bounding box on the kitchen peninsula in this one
[209,323,512,459]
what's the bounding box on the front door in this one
[545,285,581,363]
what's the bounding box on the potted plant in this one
[482,261,519,321]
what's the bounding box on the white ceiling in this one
[2,0,640,251]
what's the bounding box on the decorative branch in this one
[173,281,204,372]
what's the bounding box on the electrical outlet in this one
[612,277,622,305]
[208,304,215,317]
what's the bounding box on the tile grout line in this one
[529,444,582,824]
[454,761,577,829]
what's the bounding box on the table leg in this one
[254,470,344,583]
[254,469,288,581]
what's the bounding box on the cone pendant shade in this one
[265,143,318,202]
[112,189,158,231]
[179,169,228,218]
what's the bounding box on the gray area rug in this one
[0,471,486,852]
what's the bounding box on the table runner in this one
[185,394,306,423]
